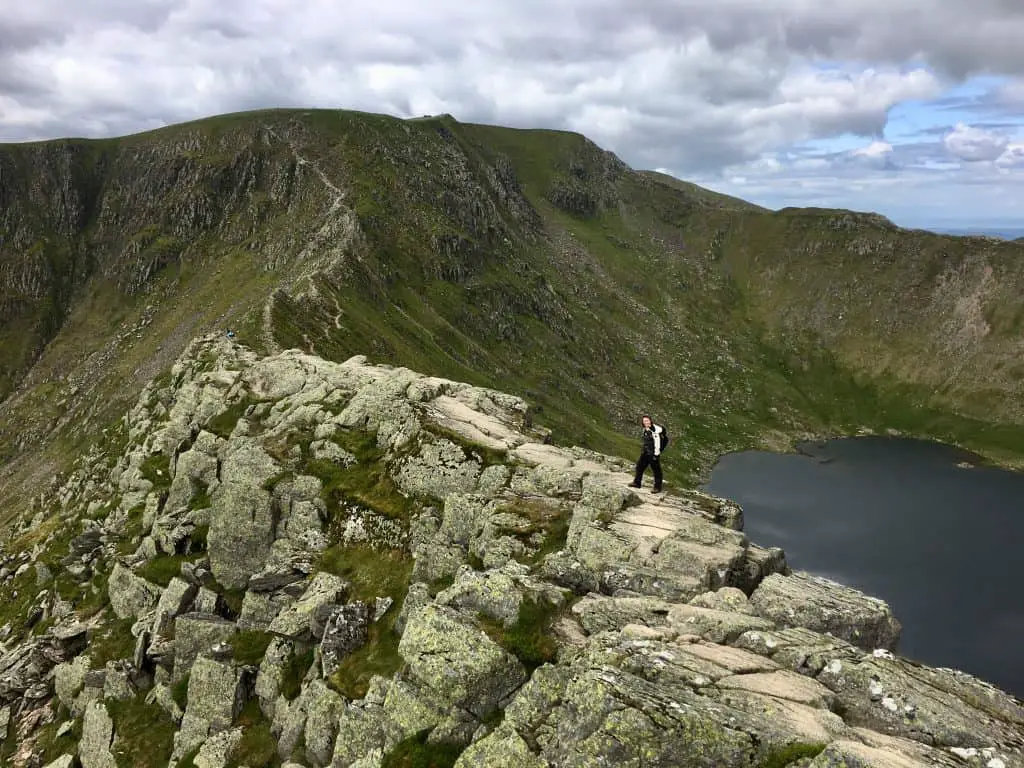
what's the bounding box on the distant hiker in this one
[630,415,668,493]
[226,329,236,339]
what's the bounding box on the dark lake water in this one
[705,436,1024,698]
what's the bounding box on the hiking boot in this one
[628,482,641,488]
[651,487,662,494]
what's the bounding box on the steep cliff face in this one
[1,109,1023,520]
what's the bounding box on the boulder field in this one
[0,335,1020,767]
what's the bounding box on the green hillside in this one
[2,108,1023,520]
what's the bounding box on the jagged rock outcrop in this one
[0,336,1020,768]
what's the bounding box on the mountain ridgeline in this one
[2,108,1024,509]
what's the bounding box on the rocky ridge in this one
[0,335,1020,767]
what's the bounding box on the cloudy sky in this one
[2,1,1023,229]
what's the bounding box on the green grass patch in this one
[759,742,827,768]
[189,480,212,511]
[118,503,147,554]
[89,617,137,669]
[32,716,82,766]
[140,453,171,490]
[171,674,190,710]
[206,397,254,439]
[381,729,463,768]
[227,699,281,768]
[280,647,316,700]
[479,596,560,671]
[317,545,413,604]
[75,570,112,618]
[422,424,509,468]
[492,499,571,564]
[229,631,274,667]
[108,697,177,768]
[316,547,412,697]
[307,432,416,522]
[136,554,187,587]
[189,523,209,551]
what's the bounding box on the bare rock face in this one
[207,440,281,591]
[749,572,902,651]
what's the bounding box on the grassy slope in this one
[1,108,1023,524]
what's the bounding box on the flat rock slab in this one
[428,396,524,451]
[717,670,836,709]
[666,603,775,644]
[750,572,901,651]
[679,642,780,675]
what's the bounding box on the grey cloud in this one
[0,0,1019,190]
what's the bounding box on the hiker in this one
[630,415,668,493]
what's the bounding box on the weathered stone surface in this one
[320,602,370,677]
[102,660,136,701]
[79,702,116,768]
[207,440,281,590]
[454,726,549,767]
[107,563,161,619]
[43,755,76,768]
[268,571,348,638]
[435,568,523,627]
[398,605,526,718]
[717,670,835,709]
[172,657,249,762]
[750,572,901,651]
[191,727,242,768]
[151,576,198,635]
[255,637,292,719]
[172,613,237,682]
[815,651,1024,753]
[54,655,90,710]
[304,680,346,766]
[238,590,293,631]
[396,438,482,499]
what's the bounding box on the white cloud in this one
[997,143,1024,168]
[944,122,1010,162]
[853,140,893,158]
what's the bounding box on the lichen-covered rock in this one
[750,572,901,651]
[79,702,116,768]
[151,576,198,635]
[207,440,281,590]
[320,602,370,677]
[396,438,482,499]
[435,568,523,627]
[191,727,242,768]
[102,660,136,701]
[454,726,549,767]
[304,680,346,766]
[54,656,90,711]
[172,657,249,762]
[398,605,526,718]
[107,563,161,619]
[238,589,294,631]
[268,571,349,638]
[255,637,292,719]
[172,613,237,682]
[815,650,1024,753]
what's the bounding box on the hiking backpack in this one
[658,425,669,451]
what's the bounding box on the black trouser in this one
[633,452,662,490]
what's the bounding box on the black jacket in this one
[642,425,665,456]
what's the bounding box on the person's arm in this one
[654,426,661,456]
